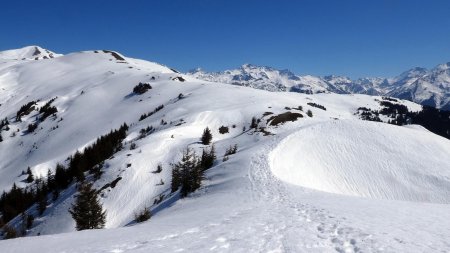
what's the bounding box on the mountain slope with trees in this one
[0,46,449,252]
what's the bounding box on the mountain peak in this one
[395,67,428,81]
[241,63,256,68]
[434,62,450,71]
[240,63,275,71]
[0,45,62,60]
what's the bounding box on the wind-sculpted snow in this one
[270,120,450,203]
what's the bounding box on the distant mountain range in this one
[187,63,450,110]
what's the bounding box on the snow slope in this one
[0,46,449,252]
[1,120,450,253]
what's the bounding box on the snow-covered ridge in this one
[188,63,450,110]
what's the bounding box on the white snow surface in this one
[270,120,450,203]
[0,46,449,252]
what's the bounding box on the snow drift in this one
[270,120,450,203]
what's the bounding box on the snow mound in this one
[270,120,450,203]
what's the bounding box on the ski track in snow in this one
[1,129,449,253]
[248,141,379,253]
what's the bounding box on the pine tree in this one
[20,212,34,234]
[134,207,151,223]
[26,167,34,183]
[52,189,60,201]
[55,163,70,189]
[200,145,216,171]
[171,148,203,198]
[21,212,28,235]
[26,214,34,229]
[3,225,17,239]
[250,117,258,128]
[171,165,181,193]
[306,109,313,117]
[69,183,106,231]
[70,151,86,182]
[46,169,55,190]
[200,127,212,145]
[38,197,47,215]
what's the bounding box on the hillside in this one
[0,46,449,252]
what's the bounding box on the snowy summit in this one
[0,46,62,61]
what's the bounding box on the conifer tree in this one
[3,225,17,239]
[171,148,203,198]
[69,183,106,231]
[200,127,212,145]
[26,214,34,229]
[51,188,59,201]
[47,169,55,190]
[55,163,70,189]
[38,197,47,215]
[134,207,151,223]
[250,117,258,129]
[200,145,216,171]
[171,165,181,193]
[26,167,34,183]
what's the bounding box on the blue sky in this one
[1,0,450,78]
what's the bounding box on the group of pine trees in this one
[171,147,211,198]
[171,127,216,198]
[0,124,128,236]
[35,97,58,122]
[139,104,164,121]
[0,118,9,129]
[359,101,450,140]
[222,144,238,162]
[13,98,59,135]
[16,101,37,122]
[306,102,326,111]
[1,124,244,236]
[133,82,152,94]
